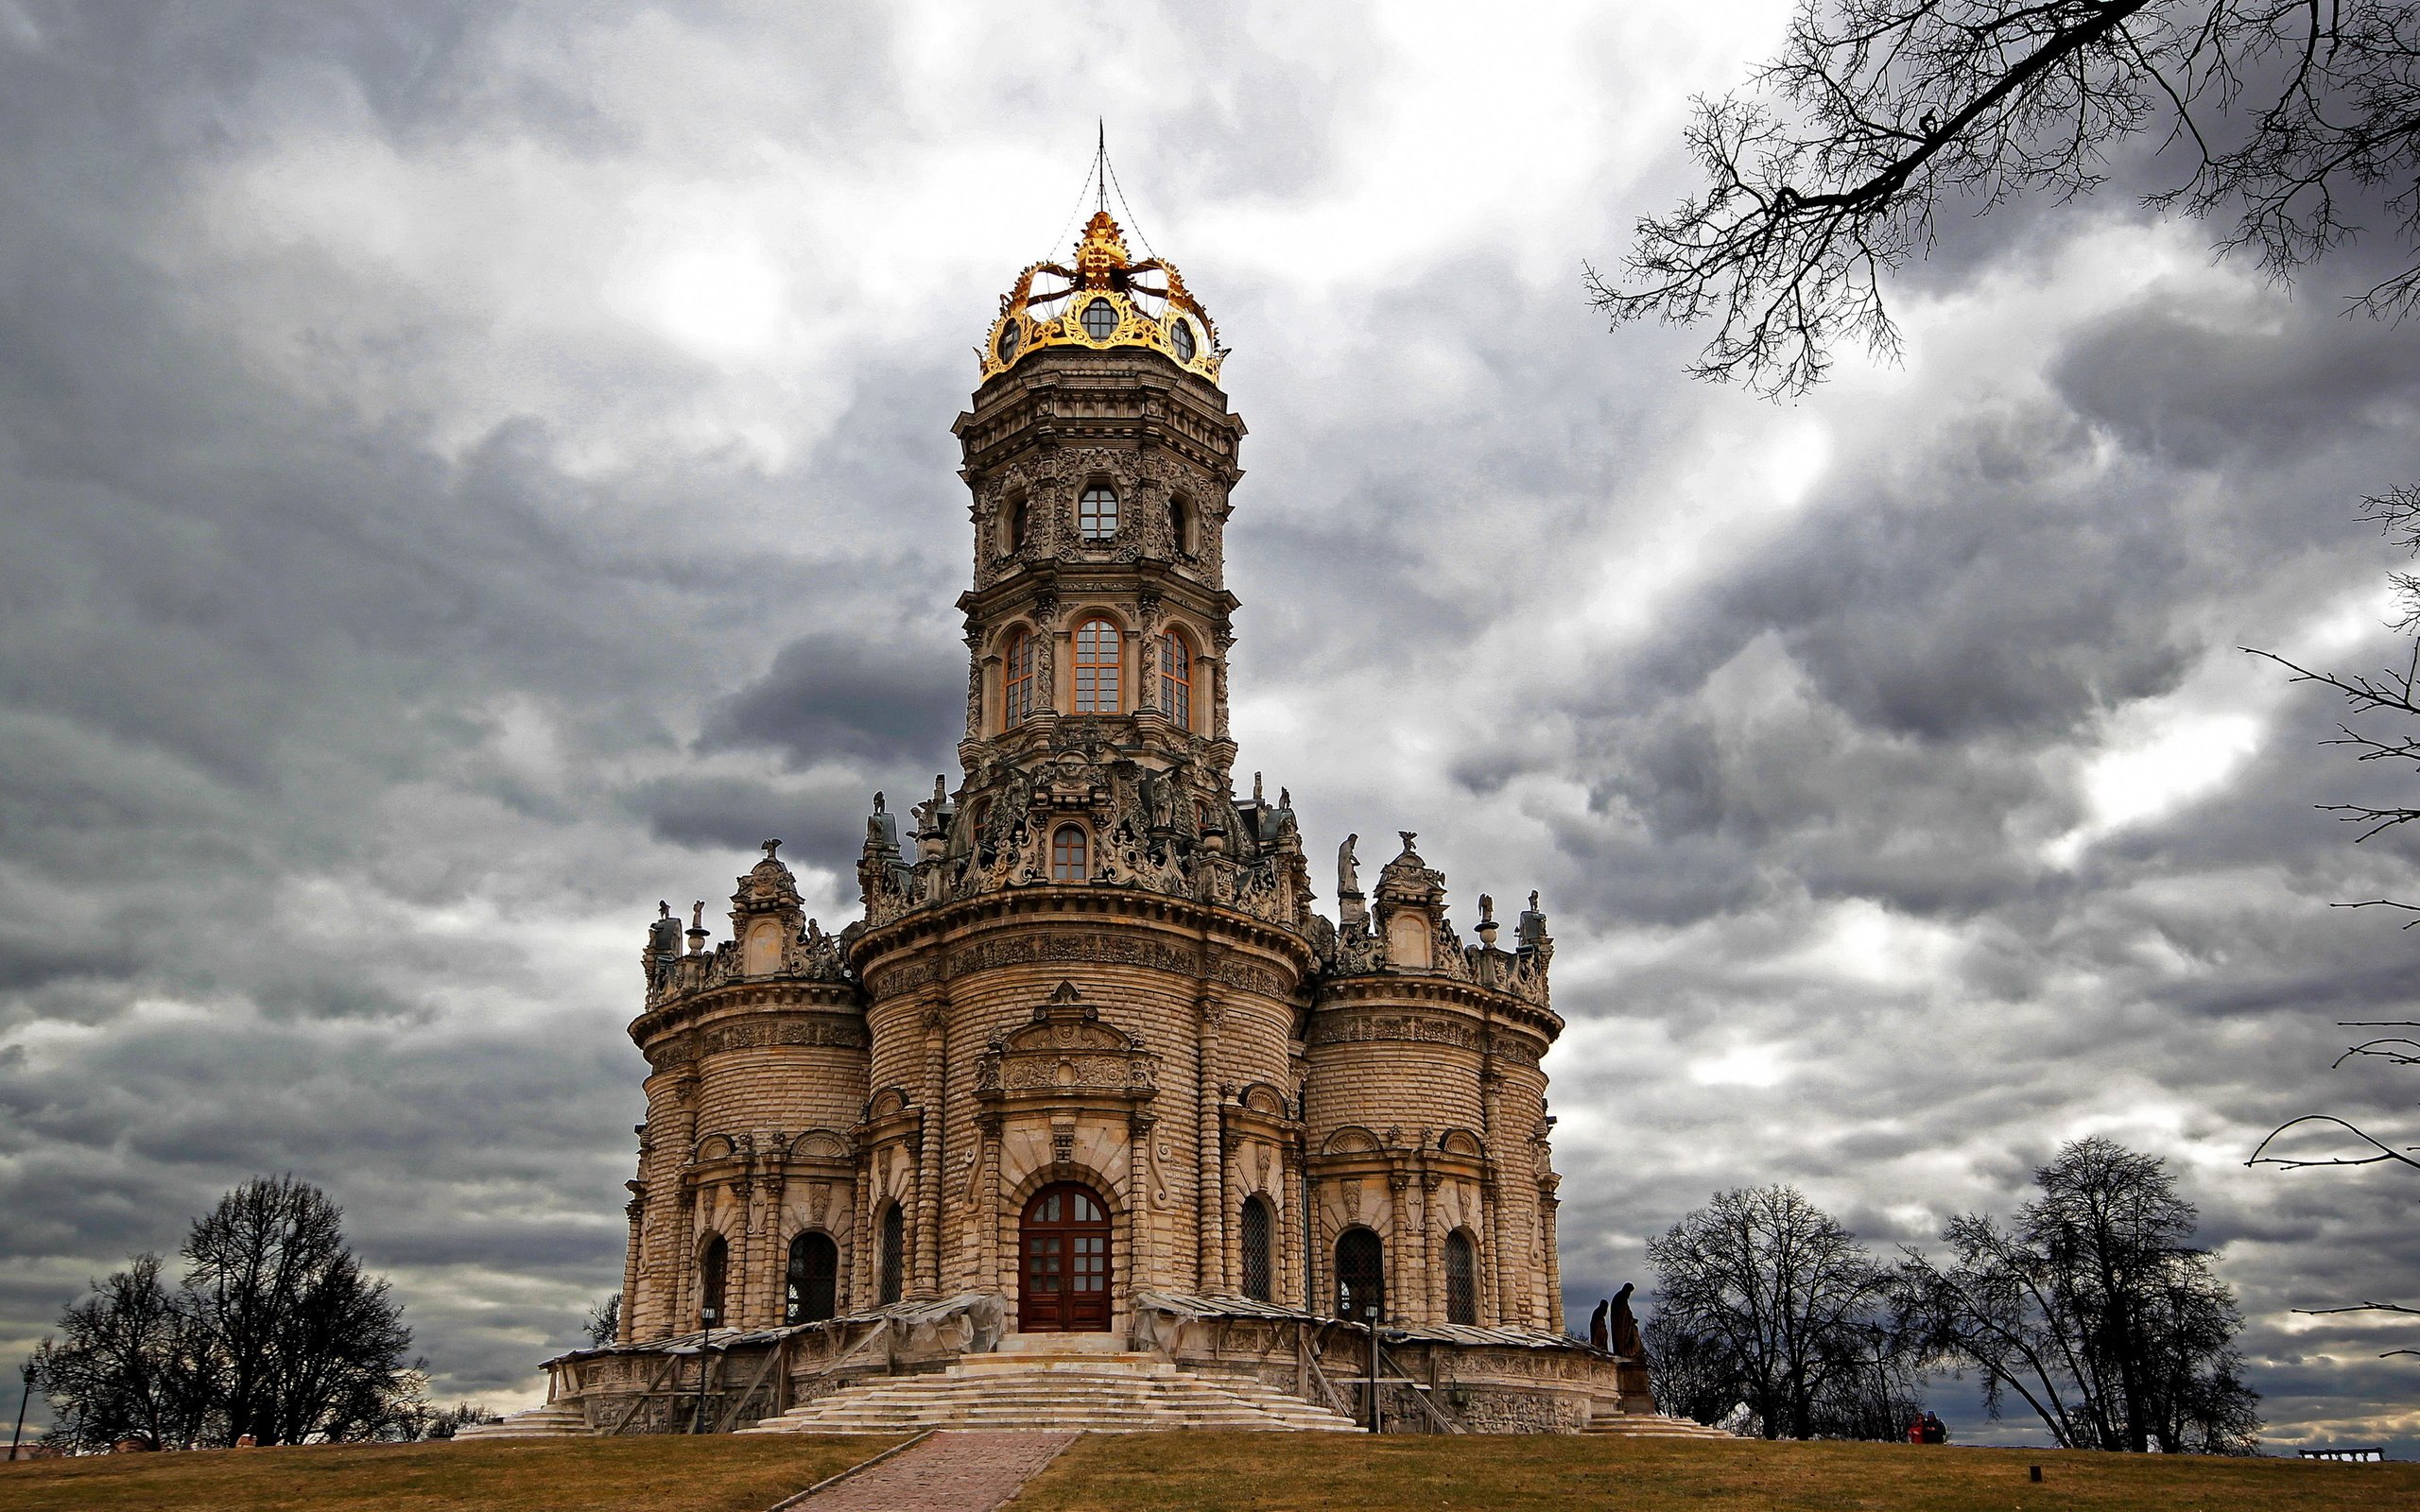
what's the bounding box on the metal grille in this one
[879,1202,905,1305]
[1240,1196,1273,1302]
[1444,1228,1478,1325]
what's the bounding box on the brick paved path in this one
[791,1430,1080,1512]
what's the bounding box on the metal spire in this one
[1096,119,1108,214]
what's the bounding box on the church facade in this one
[554,211,1651,1434]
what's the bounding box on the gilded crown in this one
[980,211,1222,382]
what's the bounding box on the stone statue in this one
[647,901,683,983]
[1478,894,1495,927]
[1589,1297,1610,1351]
[1338,833,1360,897]
[1609,1282,1643,1359]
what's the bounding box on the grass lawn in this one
[1011,1433,2420,1511]
[0,1433,900,1512]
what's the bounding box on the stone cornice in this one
[850,885,1318,1001]
[629,979,865,1058]
[1309,973,1563,1051]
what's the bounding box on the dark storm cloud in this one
[701,630,965,771]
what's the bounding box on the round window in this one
[1081,299,1118,339]
[1170,318,1196,362]
[996,320,1021,361]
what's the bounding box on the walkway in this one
[781,1429,1079,1512]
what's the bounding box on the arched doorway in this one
[786,1231,838,1325]
[1020,1182,1112,1332]
[1336,1227,1384,1321]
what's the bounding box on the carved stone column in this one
[1539,1178,1564,1332]
[916,999,947,1298]
[1194,993,1225,1291]
[1126,1112,1155,1316]
[619,1189,644,1345]
[1210,628,1235,739]
[977,1112,1004,1294]
[637,1066,696,1341]
[1386,1165,1409,1324]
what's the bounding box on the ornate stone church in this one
[498,207,1679,1438]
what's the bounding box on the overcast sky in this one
[4,0,2419,1451]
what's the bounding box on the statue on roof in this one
[1337,833,1360,898]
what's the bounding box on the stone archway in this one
[1018,1181,1112,1332]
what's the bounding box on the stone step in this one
[453,1406,589,1440]
[1583,1414,1736,1439]
[739,1356,1360,1435]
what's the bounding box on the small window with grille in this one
[1073,617,1119,712]
[879,1202,905,1305]
[1240,1196,1274,1303]
[1078,485,1118,542]
[1051,824,1088,882]
[1159,631,1191,730]
[1444,1228,1478,1325]
[1003,628,1038,726]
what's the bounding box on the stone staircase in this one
[1583,1411,1738,1440]
[741,1332,1361,1435]
[451,1403,590,1440]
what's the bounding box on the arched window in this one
[1336,1227,1384,1321]
[878,1202,905,1305]
[1444,1229,1478,1326]
[1168,496,1192,554]
[786,1230,838,1325]
[1073,617,1120,713]
[999,493,1026,553]
[1240,1196,1274,1303]
[1080,298,1118,340]
[1051,825,1088,882]
[699,1233,728,1328]
[1003,628,1038,726]
[1078,485,1118,543]
[1158,631,1192,730]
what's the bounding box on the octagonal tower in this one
[608,208,1585,1387]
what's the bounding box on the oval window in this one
[996,320,1021,361]
[1170,318,1196,362]
[1081,299,1118,339]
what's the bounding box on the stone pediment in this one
[976,981,1157,1100]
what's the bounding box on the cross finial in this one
[761,839,781,861]
[1097,119,1108,214]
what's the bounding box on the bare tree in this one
[27,1255,210,1452]
[1594,1,2420,396]
[1648,1184,1917,1438]
[1903,1138,2261,1452]
[30,1176,422,1451]
[2238,486,2420,1342]
[585,1293,621,1349]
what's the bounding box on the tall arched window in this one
[786,1230,838,1325]
[1051,825,1088,882]
[1158,631,1192,730]
[999,493,1027,553]
[1240,1196,1274,1303]
[1073,617,1119,713]
[1336,1227,1384,1321]
[878,1202,905,1305]
[1003,627,1038,726]
[699,1233,728,1328]
[1168,496,1192,555]
[1079,485,1118,542]
[1444,1229,1478,1326]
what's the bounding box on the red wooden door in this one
[1019,1183,1112,1332]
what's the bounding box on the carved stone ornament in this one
[974,981,1160,1101]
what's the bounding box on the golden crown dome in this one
[980,211,1223,382]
